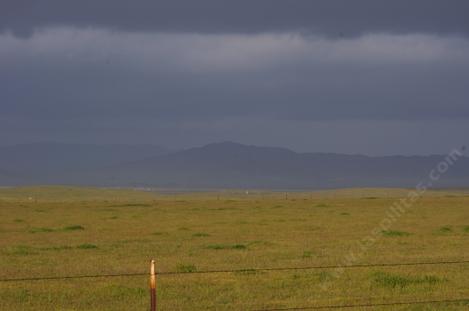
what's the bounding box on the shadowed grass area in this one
[192,232,210,237]
[29,225,85,233]
[205,244,247,250]
[4,244,100,254]
[372,272,444,288]
[28,227,56,233]
[3,245,38,256]
[40,245,74,251]
[76,244,98,249]
[110,203,152,208]
[438,226,453,234]
[381,230,412,237]
[63,225,85,231]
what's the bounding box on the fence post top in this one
[150,259,156,275]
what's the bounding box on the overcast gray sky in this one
[1,0,469,155]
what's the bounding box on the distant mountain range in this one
[0,142,168,185]
[1,142,468,189]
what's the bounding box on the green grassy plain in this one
[1,186,468,310]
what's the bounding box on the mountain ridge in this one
[0,141,467,189]
[93,142,469,189]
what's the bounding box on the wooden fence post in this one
[150,259,156,311]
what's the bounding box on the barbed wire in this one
[253,298,469,310]
[0,272,146,282]
[158,259,469,276]
[1,259,468,282]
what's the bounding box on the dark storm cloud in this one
[2,30,469,122]
[0,29,469,120]
[2,0,469,38]
[1,1,469,154]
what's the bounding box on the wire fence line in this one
[2,259,468,310]
[158,259,469,276]
[254,298,469,310]
[0,272,147,282]
[1,259,468,282]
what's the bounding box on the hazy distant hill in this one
[1,142,468,188]
[0,142,168,184]
[96,142,469,189]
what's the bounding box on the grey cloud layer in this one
[2,29,469,122]
[2,1,469,154]
[2,0,469,37]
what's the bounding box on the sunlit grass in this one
[0,186,468,310]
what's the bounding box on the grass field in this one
[1,186,469,310]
